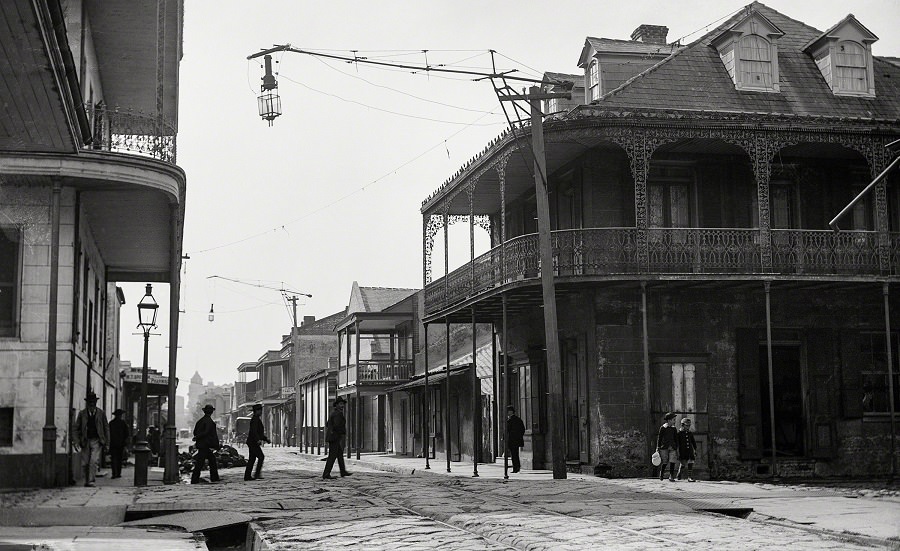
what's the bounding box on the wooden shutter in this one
[736,328,763,459]
[840,331,865,419]
[807,329,836,458]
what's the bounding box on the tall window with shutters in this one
[0,227,20,338]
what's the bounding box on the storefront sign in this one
[280,386,295,398]
[123,371,169,386]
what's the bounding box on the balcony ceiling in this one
[427,125,873,217]
[0,1,79,154]
[85,0,182,125]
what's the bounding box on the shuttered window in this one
[0,227,20,338]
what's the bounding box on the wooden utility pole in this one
[287,294,299,448]
[500,86,570,479]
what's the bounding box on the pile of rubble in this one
[178,444,248,474]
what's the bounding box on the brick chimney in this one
[301,315,315,326]
[631,24,669,45]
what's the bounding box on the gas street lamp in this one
[134,284,158,486]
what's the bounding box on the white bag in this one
[651,450,662,466]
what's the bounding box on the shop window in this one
[861,332,900,416]
[0,227,21,337]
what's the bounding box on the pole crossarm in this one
[247,44,565,86]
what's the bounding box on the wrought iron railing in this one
[84,104,177,163]
[425,227,892,313]
[771,230,880,275]
[337,360,414,387]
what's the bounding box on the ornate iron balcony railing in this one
[84,104,177,163]
[424,228,894,313]
[338,360,414,388]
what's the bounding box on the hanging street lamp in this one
[134,284,158,486]
[257,54,281,126]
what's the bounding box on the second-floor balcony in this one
[425,227,898,314]
[86,103,177,163]
[338,360,414,388]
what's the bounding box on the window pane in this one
[740,36,771,61]
[669,185,690,228]
[649,186,664,228]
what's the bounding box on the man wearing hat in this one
[506,405,526,474]
[108,408,131,479]
[191,404,221,484]
[244,403,270,481]
[322,397,351,479]
[72,392,109,487]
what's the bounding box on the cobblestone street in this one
[120,447,897,550]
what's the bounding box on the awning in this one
[390,366,468,391]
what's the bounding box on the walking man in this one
[506,405,526,473]
[191,404,221,484]
[322,397,351,479]
[72,392,109,487]
[244,403,270,481]
[108,408,130,479]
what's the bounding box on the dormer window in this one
[711,10,783,93]
[739,35,774,89]
[589,60,600,101]
[804,15,877,98]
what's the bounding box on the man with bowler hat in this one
[244,403,270,480]
[108,408,130,479]
[73,392,109,487]
[322,396,351,479]
[191,404,221,484]
[506,405,526,473]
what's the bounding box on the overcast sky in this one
[116,0,900,396]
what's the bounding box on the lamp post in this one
[134,284,158,486]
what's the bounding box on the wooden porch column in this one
[764,281,777,476]
[163,203,181,484]
[502,293,509,480]
[42,180,62,488]
[882,282,898,477]
[472,306,479,477]
[641,282,652,459]
[446,316,452,473]
[492,324,499,460]
[423,323,430,469]
[355,320,361,460]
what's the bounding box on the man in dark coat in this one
[191,404,221,484]
[322,397,351,479]
[72,392,110,487]
[244,403,270,481]
[108,409,130,479]
[506,405,526,473]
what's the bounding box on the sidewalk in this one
[296,450,900,546]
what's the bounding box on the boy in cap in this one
[72,392,109,487]
[322,397,351,479]
[191,404,221,484]
[656,412,678,481]
[108,408,131,479]
[676,417,698,482]
[244,403,270,481]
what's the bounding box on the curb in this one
[746,511,900,550]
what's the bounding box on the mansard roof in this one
[575,1,900,122]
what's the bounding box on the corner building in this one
[0,0,185,487]
[421,3,900,478]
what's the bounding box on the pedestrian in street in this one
[656,412,678,481]
[245,403,270,481]
[322,397,352,479]
[676,417,698,482]
[191,404,221,484]
[72,392,110,487]
[108,408,130,479]
[506,405,526,473]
